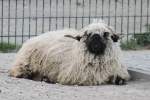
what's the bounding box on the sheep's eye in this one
[88,33,92,36]
[103,32,109,38]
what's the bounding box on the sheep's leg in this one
[109,64,130,85]
[9,51,46,81]
[9,63,33,79]
[115,76,126,85]
[9,48,33,79]
[109,75,126,85]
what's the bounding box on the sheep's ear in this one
[111,33,125,42]
[111,34,120,42]
[64,35,82,41]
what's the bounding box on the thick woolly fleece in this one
[9,22,130,85]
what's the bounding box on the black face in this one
[85,33,107,55]
[64,30,118,55]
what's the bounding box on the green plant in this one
[120,32,150,50]
[145,24,150,32]
[120,38,141,50]
[0,42,21,53]
[134,33,150,46]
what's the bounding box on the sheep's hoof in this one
[115,76,126,85]
[41,76,50,83]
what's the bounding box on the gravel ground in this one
[0,51,150,100]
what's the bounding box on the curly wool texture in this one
[9,23,130,85]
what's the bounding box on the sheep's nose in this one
[91,34,101,40]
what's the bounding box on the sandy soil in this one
[0,52,150,100]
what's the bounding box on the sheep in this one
[9,21,130,85]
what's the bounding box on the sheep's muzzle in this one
[85,34,106,55]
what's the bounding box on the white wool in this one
[9,23,130,85]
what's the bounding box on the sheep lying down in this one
[9,22,130,85]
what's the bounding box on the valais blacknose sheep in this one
[9,21,130,85]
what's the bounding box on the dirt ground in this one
[0,52,150,100]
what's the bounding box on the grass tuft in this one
[120,33,150,50]
[120,39,141,50]
[0,42,21,53]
